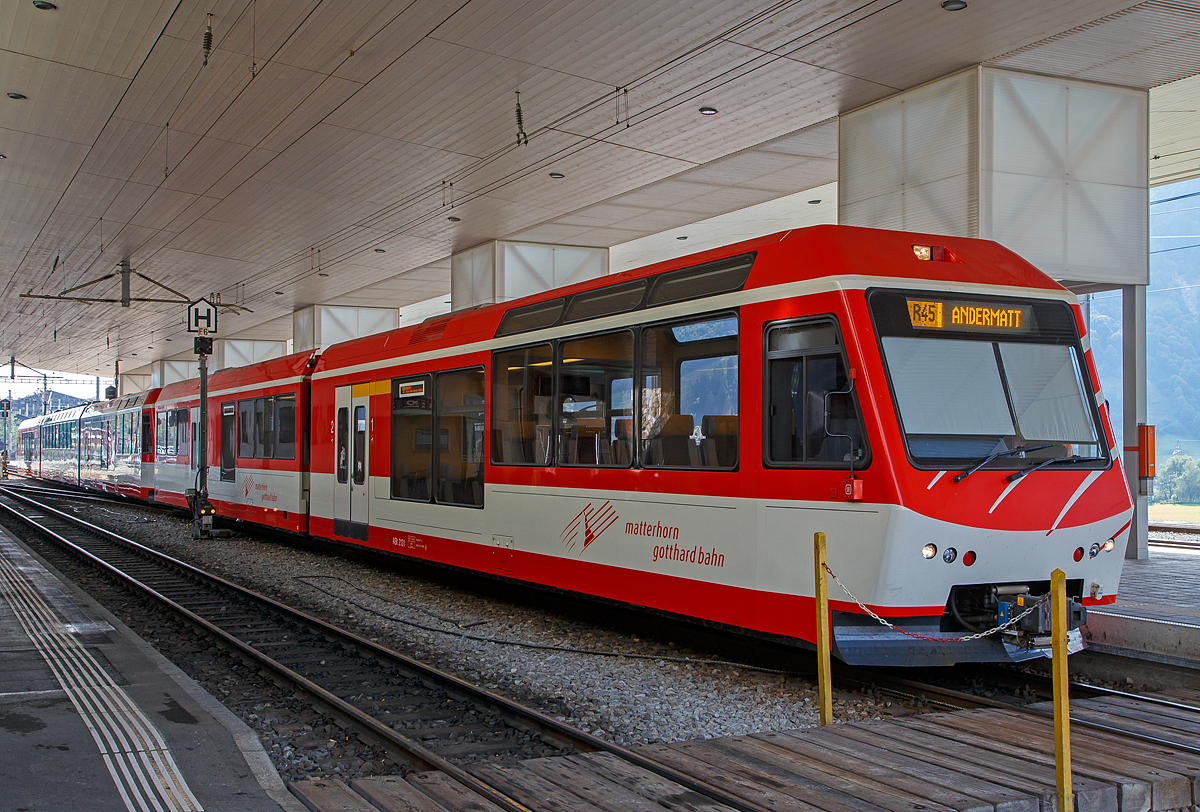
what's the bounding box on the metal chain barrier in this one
[822,562,1047,644]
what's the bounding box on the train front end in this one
[829,267,1133,666]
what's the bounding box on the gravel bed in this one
[51,498,916,748]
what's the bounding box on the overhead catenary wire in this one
[121,0,897,313]
[15,0,904,360]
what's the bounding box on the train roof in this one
[19,403,89,429]
[313,225,1066,375]
[86,388,161,415]
[154,350,315,406]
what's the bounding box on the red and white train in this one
[18,225,1135,666]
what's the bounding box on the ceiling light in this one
[275,291,283,295]
[0,155,6,160]
[548,172,564,179]
[374,248,386,253]
[32,1,56,8]
[698,107,718,116]
[318,272,329,277]
[7,93,27,100]
[941,0,967,8]
[676,236,687,240]
[808,199,821,204]
[448,216,461,222]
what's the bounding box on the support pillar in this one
[293,305,397,353]
[451,240,607,311]
[1123,285,1149,560]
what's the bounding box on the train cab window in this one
[238,400,254,458]
[336,407,349,484]
[557,331,634,467]
[870,290,1106,469]
[220,402,236,481]
[491,344,554,465]
[390,376,433,501]
[353,406,366,485]
[641,315,739,469]
[436,368,485,506]
[766,320,868,467]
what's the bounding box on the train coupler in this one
[998,592,1086,653]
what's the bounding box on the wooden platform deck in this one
[289,692,1200,812]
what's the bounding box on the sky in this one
[1,364,110,403]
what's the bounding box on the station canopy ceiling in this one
[4,0,1200,376]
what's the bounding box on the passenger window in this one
[238,400,254,458]
[641,315,739,469]
[436,368,485,506]
[353,405,367,485]
[390,377,433,502]
[276,395,296,460]
[141,413,150,456]
[254,397,275,458]
[336,407,349,484]
[557,331,634,467]
[491,344,554,465]
[766,320,867,466]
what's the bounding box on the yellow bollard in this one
[1051,568,1073,812]
[814,532,833,726]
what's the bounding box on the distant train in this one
[18,225,1134,666]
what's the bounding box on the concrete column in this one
[1123,284,1149,560]
[451,241,607,311]
[839,66,1148,286]
[293,305,396,353]
[219,339,288,369]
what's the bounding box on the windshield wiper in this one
[1005,454,1106,483]
[953,444,1055,483]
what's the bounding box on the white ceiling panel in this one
[4,0,1200,375]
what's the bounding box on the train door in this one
[333,385,370,540]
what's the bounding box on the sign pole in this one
[187,297,218,539]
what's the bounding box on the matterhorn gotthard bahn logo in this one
[561,500,619,554]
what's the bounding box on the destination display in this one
[906,298,1035,333]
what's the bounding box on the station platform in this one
[0,527,303,812]
[1083,537,1200,668]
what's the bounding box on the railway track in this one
[0,484,782,812]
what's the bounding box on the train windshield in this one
[870,290,1107,469]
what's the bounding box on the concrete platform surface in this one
[0,527,304,812]
[1084,542,1200,668]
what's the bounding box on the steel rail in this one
[0,492,537,812]
[0,486,776,812]
[1149,523,1200,535]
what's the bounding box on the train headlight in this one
[1073,547,1085,562]
[1102,539,1115,552]
[962,550,976,567]
[1089,542,1101,559]
[922,544,937,559]
[942,547,957,564]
